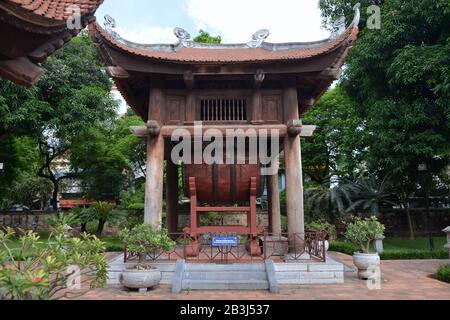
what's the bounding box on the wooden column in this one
[283,86,305,246]
[268,157,281,235]
[166,159,179,234]
[144,85,165,228]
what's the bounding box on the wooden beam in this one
[161,124,288,138]
[183,70,195,89]
[131,124,316,139]
[106,66,131,79]
[0,57,45,87]
[254,69,265,89]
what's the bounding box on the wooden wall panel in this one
[166,95,185,125]
[262,94,283,124]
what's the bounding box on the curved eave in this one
[0,1,102,34]
[89,22,359,65]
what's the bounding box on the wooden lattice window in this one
[200,98,248,122]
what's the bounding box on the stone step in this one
[185,263,266,272]
[182,280,270,291]
[184,271,267,281]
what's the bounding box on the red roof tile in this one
[90,22,358,64]
[7,0,103,21]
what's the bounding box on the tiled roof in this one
[7,0,104,21]
[90,22,358,64]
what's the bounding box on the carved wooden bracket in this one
[287,120,303,137]
[147,120,161,137]
[254,69,265,89]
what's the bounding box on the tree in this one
[0,31,118,210]
[90,201,116,237]
[319,0,450,235]
[70,112,144,201]
[302,87,366,183]
[0,136,43,210]
[193,30,222,44]
[305,176,352,222]
[345,175,395,216]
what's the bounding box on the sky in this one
[95,0,331,114]
[95,0,330,44]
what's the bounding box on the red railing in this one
[124,231,326,263]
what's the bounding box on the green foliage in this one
[193,30,222,44]
[0,227,107,300]
[329,241,358,255]
[10,175,53,210]
[90,201,119,237]
[380,250,447,260]
[305,177,352,220]
[0,137,42,205]
[329,240,448,259]
[322,0,450,184]
[70,113,145,201]
[305,220,337,240]
[436,265,450,283]
[302,87,365,182]
[46,212,79,232]
[345,175,395,215]
[0,31,119,209]
[119,224,175,266]
[344,216,385,253]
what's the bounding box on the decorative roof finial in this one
[331,16,346,39]
[352,3,361,27]
[104,15,116,30]
[247,29,270,48]
[104,15,121,40]
[174,27,194,48]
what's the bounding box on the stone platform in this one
[107,254,345,292]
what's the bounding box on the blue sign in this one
[212,237,238,247]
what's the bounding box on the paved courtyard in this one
[65,252,450,300]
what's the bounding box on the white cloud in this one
[184,0,330,43]
[115,26,177,44]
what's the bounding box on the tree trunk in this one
[51,181,59,211]
[405,207,415,240]
[81,222,87,233]
[96,218,106,237]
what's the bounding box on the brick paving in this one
[66,252,450,300]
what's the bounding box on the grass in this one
[329,236,448,260]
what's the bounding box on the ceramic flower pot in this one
[119,267,162,292]
[352,252,380,280]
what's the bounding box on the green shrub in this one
[381,250,448,260]
[120,224,175,267]
[330,240,448,260]
[0,227,107,300]
[344,216,385,253]
[436,265,450,283]
[306,220,337,240]
[329,241,358,255]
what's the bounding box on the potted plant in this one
[119,224,175,292]
[344,216,385,280]
[306,220,337,252]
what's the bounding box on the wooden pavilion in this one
[89,5,360,255]
[0,0,104,87]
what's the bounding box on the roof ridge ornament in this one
[351,3,361,27]
[174,27,194,49]
[247,29,270,48]
[104,15,121,40]
[330,16,346,39]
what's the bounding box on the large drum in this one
[183,163,264,205]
